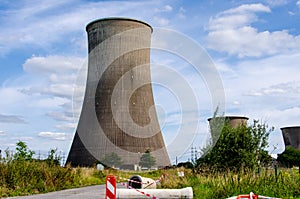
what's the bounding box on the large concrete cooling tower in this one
[281,126,300,149]
[67,18,170,168]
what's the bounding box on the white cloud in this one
[233,101,240,105]
[33,97,70,109]
[38,131,67,141]
[206,3,300,57]
[0,1,87,55]
[19,55,85,99]
[0,114,27,124]
[55,123,77,130]
[1,143,16,148]
[0,54,86,142]
[23,55,83,75]
[14,136,34,141]
[21,55,86,128]
[245,91,263,96]
[153,17,170,26]
[47,111,73,122]
[288,11,295,16]
[215,61,237,76]
[0,0,163,55]
[177,7,186,19]
[155,5,173,12]
[297,0,300,9]
[0,87,29,109]
[0,131,6,136]
[164,5,173,12]
[160,110,200,128]
[266,0,288,6]
[265,107,300,128]
[245,81,300,97]
[221,53,300,111]
[222,3,271,15]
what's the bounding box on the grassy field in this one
[140,167,300,199]
[0,161,103,197]
[0,160,299,198]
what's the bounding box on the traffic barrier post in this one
[106,175,116,199]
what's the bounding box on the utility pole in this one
[62,152,66,166]
[194,147,198,162]
[191,146,194,163]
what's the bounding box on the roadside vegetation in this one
[1,116,299,198]
[0,141,105,197]
[159,167,300,199]
[0,153,299,198]
[1,158,299,198]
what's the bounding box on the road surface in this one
[4,185,106,199]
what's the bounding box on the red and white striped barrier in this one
[133,188,159,199]
[107,174,193,199]
[227,192,282,199]
[119,181,159,199]
[106,175,116,199]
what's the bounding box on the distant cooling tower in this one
[208,116,249,128]
[207,116,249,145]
[281,126,300,150]
[67,18,170,168]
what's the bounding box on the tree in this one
[197,119,274,171]
[101,152,122,168]
[277,146,300,168]
[46,148,61,166]
[139,149,156,168]
[14,141,35,161]
[177,161,194,169]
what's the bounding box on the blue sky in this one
[1,0,300,164]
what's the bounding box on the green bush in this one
[0,160,83,197]
[277,146,300,168]
[0,141,87,197]
[198,119,274,171]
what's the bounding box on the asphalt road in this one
[3,185,106,199]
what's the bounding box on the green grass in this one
[159,167,300,199]
[0,160,109,197]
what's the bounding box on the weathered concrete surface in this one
[281,126,300,149]
[208,116,249,128]
[4,185,105,199]
[67,17,170,168]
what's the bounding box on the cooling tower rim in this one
[207,115,249,121]
[280,126,300,130]
[86,17,153,32]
